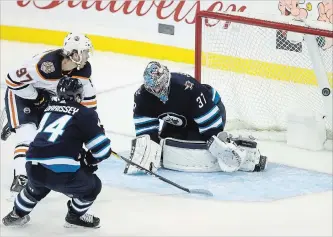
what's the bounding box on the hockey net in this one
[195,11,333,145]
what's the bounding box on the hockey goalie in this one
[124,61,268,174]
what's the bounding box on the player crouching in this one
[125,61,267,174]
[2,76,111,228]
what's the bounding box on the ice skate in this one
[10,174,28,193]
[64,201,100,229]
[2,208,30,226]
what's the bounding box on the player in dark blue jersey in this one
[125,61,267,175]
[134,64,226,143]
[2,76,110,228]
[1,32,97,195]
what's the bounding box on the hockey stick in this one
[0,108,6,129]
[0,108,6,141]
[96,81,142,95]
[111,151,213,197]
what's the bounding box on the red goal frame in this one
[194,10,333,82]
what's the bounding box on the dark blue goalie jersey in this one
[133,72,226,142]
[26,101,111,173]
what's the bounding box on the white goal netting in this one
[197,12,333,142]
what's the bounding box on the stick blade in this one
[189,189,213,197]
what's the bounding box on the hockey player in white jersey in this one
[125,61,268,175]
[1,32,97,194]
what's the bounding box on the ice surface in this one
[0,41,332,236]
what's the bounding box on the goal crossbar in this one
[195,11,333,80]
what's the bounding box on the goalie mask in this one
[62,32,93,70]
[143,61,171,103]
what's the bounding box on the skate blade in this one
[3,216,30,227]
[3,222,29,227]
[64,221,101,229]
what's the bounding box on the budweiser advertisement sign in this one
[16,0,247,24]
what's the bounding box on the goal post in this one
[195,10,333,143]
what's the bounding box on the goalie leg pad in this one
[161,138,220,172]
[124,135,162,175]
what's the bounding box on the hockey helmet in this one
[62,32,93,69]
[57,76,84,103]
[143,61,171,103]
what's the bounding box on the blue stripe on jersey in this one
[92,144,112,159]
[86,134,108,150]
[134,116,158,125]
[135,125,159,136]
[91,139,111,159]
[134,116,159,136]
[194,106,220,125]
[194,105,224,134]
[198,117,223,134]
[41,164,80,172]
[26,156,80,173]
[211,88,221,104]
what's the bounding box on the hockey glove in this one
[33,90,51,110]
[82,163,98,174]
[78,149,99,173]
[1,122,15,141]
[82,150,98,165]
[218,132,268,172]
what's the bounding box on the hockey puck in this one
[322,88,330,96]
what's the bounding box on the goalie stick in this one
[112,151,213,197]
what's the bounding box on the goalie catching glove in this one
[123,134,162,175]
[207,132,245,172]
[207,132,268,172]
[230,134,268,172]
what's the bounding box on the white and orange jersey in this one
[6,49,97,109]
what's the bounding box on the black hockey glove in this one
[1,122,15,141]
[33,90,51,110]
[78,149,99,173]
[82,162,98,174]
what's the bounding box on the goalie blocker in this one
[123,133,267,174]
